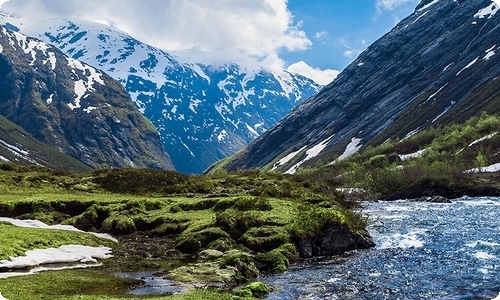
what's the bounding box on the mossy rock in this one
[177,198,219,211]
[207,237,238,252]
[232,197,272,211]
[150,222,189,236]
[235,281,271,298]
[255,243,299,273]
[219,250,259,283]
[63,204,109,231]
[198,249,224,260]
[176,227,230,254]
[167,261,237,285]
[239,225,290,252]
[215,209,267,239]
[101,215,136,234]
[213,198,237,211]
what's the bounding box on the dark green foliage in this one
[215,210,268,239]
[92,168,191,195]
[292,206,344,237]
[239,226,290,252]
[255,243,298,273]
[176,227,230,254]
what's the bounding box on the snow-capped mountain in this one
[0,25,174,170]
[0,15,322,173]
[224,0,500,173]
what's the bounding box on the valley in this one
[0,0,499,299]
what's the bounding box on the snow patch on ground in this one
[0,245,113,271]
[0,217,117,242]
[469,132,497,147]
[474,1,499,19]
[284,136,334,174]
[465,163,500,174]
[272,146,307,171]
[399,149,428,161]
[66,58,105,111]
[338,137,362,160]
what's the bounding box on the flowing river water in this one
[263,196,500,300]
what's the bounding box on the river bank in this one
[263,196,500,300]
[0,165,374,299]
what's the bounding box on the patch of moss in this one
[255,243,298,273]
[239,226,290,252]
[234,281,271,298]
[176,227,230,254]
[0,223,115,260]
[101,215,136,235]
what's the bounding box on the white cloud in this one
[340,37,363,59]
[0,0,312,68]
[376,0,417,12]
[287,61,339,85]
[315,31,328,40]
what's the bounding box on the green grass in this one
[0,269,251,300]
[293,112,500,199]
[0,223,115,260]
[0,163,368,299]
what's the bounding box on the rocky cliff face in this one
[225,0,500,173]
[0,25,174,170]
[0,16,322,174]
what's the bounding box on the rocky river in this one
[263,197,500,300]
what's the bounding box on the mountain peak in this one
[223,0,500,173]
[0,24,174,170]
[0,15,321,173]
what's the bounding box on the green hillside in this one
[0,115,92,173]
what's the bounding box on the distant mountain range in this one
[223,0,500,173]
[0,25,174,171]
[0,15,322,173]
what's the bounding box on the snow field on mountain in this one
[284,135,334,174]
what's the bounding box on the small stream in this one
[262,197,500,300]
[116,272,188,295]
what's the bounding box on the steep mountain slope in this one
[0,115,92,172]
[0,16,322,173]
[223,0,500,173]
[0,25,174,170]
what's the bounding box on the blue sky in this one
[285,0,420,71]
[0,0,421,84]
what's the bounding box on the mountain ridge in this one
[223,0,500,173]
[0,15,323,173]
[0,24,174,170]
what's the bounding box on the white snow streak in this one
[399,149,428,161]
[284,136,334,174]
[465,163,500,174]
[484,45,496,60]
[474,2,499,19]
[457,57,479,76]
[271,146,307,171]
[338,137,362,160]
[417,0,441,11]
[469,132,498,147]
[424,84,448,103]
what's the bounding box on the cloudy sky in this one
[0,0,421,84]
